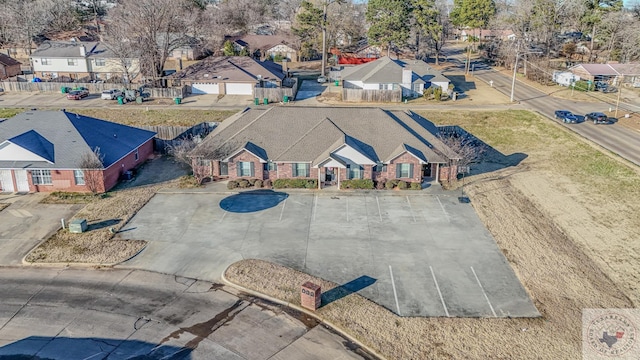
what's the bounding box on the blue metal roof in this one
[8,130,55,163]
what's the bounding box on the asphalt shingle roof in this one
[30,41,124,59]
[0,53,21,66]
[197,107,455,166]
[171,56,285,82]
[0,110,156,169]
[341,56,450,85]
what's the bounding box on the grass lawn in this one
[226,109,640,359]
[69,108,238,127]
[0,108,24,118]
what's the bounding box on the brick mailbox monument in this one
[301,282,322,311]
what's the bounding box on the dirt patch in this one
[0,203,9,212]
[226,109,639,359]
[69,108,237,127]
[25,184,165,264]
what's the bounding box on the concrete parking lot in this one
[119,191,539,318]
[0,268,372,360]
[0,193,82,265]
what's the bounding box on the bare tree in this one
[79,147,105,194]
[167,136,237,183]
[102,23,141,86]
[437,127,486,183]
[4,0,50,54]
[107,0,205,81]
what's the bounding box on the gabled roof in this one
[30,41,127,59]
[342,56,449,85]
[230,35,297,52]
[0,53,21,67]
[571,64,620,76]
[171,56,285,82]
[196,107,455,166]
[8,130,54,163]
[0,110,156,169]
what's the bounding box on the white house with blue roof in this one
[0,110,156,193]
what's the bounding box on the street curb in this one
[220,270,387,360]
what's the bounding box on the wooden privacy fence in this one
[342,88,402,102]
[0,81,186,99]
[137,122,218,153]
[253,78,298,102]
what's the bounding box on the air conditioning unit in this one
[69,219,88,233]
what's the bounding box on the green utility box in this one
[69,219,88,233]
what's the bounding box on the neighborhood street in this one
[0,267,374,360]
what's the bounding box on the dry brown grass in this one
[25,184,166,264]
[0,203,9,212]
[69,108,237,127]
[40,191,99,204]
[226,110,639,359]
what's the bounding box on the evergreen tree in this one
[366,0,412,57]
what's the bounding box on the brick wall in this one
[229,150,264,180]
[388,152,422,182]
[30,169,103,193]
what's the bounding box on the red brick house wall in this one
[30,169,104,193]
[229,150,264,179]
[0,63,20,79]
[387,152,422,183]
[103,139,154,192]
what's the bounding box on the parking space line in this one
[376,196,382,222]
[435,196,450,222]
[388,265,401,316]
[406,196,416,223]
[430,266,450,317]
[470,266,497,317]
[279,199,287,222]
[220,210,227,222]
[346,197,349,222]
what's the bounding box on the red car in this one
[66,88,89,100]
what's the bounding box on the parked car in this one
[101,89,122,100]
[585,112,609,124]
[317,76,327,83]
[66,88,89,100]
[554,110,578,123]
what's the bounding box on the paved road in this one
[442,47,640,166]
[0,267,375,360]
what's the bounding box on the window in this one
[263,162,277,171]
[348,165,363,179]
[237,161,254,177]
[396,163,413,178]
[74,170,85,185]
[134,149,139,161]
[95,59,105,66]
[31,170,52,185]
[196,158,210,166]
[379,83,390,90]
[67,58,78,66]
[41,58,51,65]
[413,84,421,93]
[292,163,310,177]
[374,163,387,172]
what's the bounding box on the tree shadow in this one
[447,75,477,92]
[86,218,121,231]
[0,336,192,359]
[321,275,377,307]
[115,156,191,190]
[219,189,289,213]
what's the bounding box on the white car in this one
[317,76,327,83]
[101,89,122,100]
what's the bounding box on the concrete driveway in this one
[118,191,539,318]
[0,193,82,265]
[0,267,372,360]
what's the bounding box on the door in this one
[422,164,432,177]
[0,170,14,192]
[14,170,30,192]
[325,168,334,182]
[226,83,253,95]
[191,83,219,94]
[220,162,228,176]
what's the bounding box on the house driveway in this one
[0,193,82,265]
[118,190,539,318]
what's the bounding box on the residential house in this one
[0,110,155,193]
[30,41,140,82]
[459,29,516,42]
[341,56,450,98]
[191,107,460,188]
[170,56,285,95]
[569,63,640,85]
[231,35,298,62]
[166,35,207,61]
[0,53,21,80]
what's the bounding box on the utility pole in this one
[321,1,328,78]
[615,75,623,117]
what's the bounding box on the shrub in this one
[273,178,316,189]
[397,181,408,190]
[305,179,318,189]
[385,181,395,190]
[410,182,422,190]
[433,86,443,102]
[248,178,257,186]
[390,179,400,186]
[573,80,593,92]
[342,179,374,189]
[238,180,250,188]
[227,180,238,189]
[375,179,386,190]
[264,179,272,188]
[254,179,263,188]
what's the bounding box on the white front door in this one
[14,170,30,192]
[0,170,14,192]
